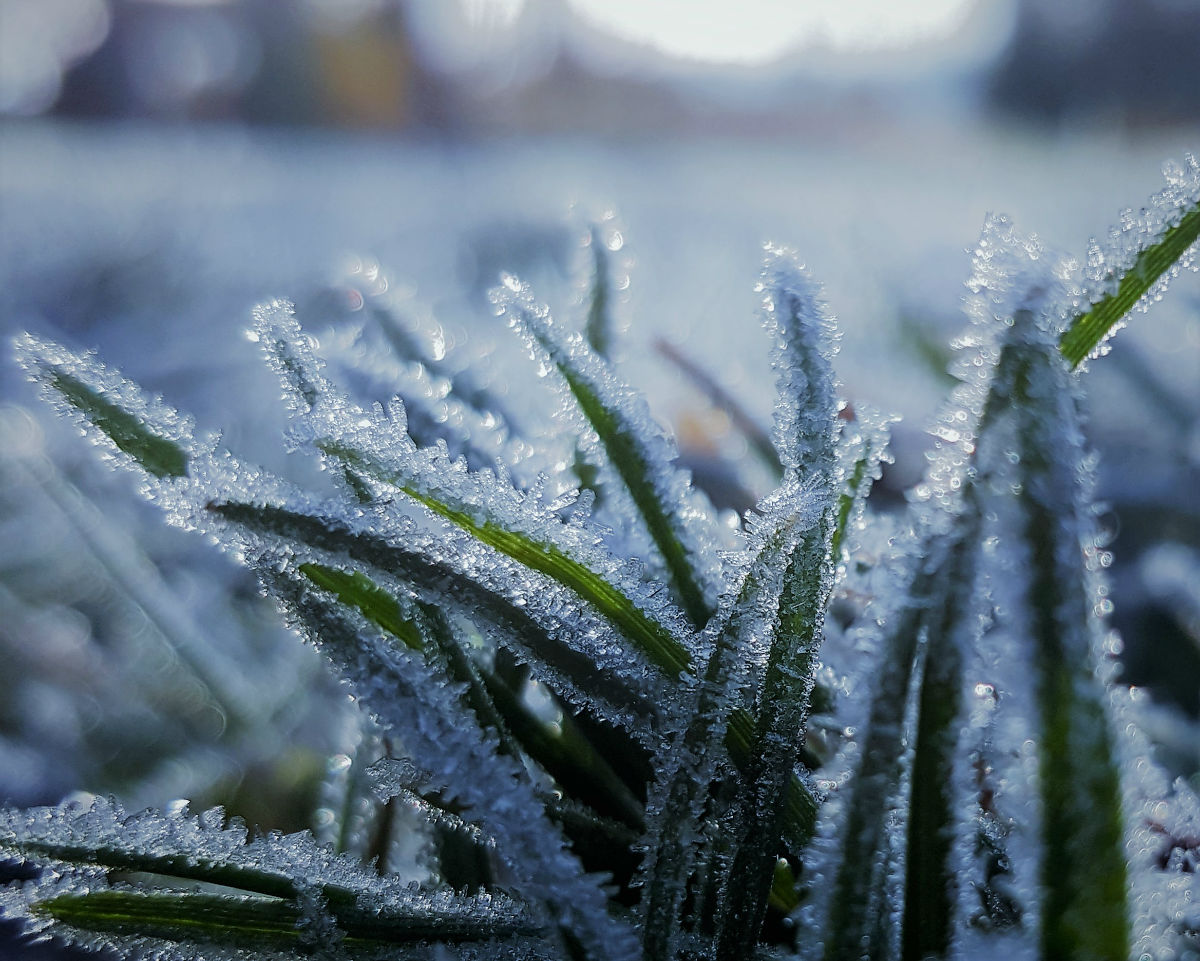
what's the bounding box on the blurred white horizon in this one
[3,0,1197,132]
[421,0,1017,72]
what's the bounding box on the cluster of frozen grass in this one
[0,148,1198,960]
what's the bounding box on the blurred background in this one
[1,1,1198,952]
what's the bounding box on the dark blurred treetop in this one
[988,0,1200,126]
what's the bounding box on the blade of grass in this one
[331,569,646,832]
[1013,341,1128,960]
[715,502,835,957]
[34,888,540,948]
[653,336,782,479]
[899,529,976,960]
[209,499,659,723]
[585,224,614,359]
[317,440,692,679]
[853,336,1023,961]
[1060,200,1199,367]
[556,360,712,628]
[830,409,892,562]
[45,371,188,478]
[499,289,714,629]
[641,490,820,961]
[298,563,424,652]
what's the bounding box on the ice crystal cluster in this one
[2,157,1199,961]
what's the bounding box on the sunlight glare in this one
[566,0,983,64]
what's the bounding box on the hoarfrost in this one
[251,301,696,718]
[1074,153,1200,366]
[299,267,544,484]
[758,244,840,480]
[237,569,643,961]
[491,274,727,630]
[0,797,544,959]
[639,474,822,961]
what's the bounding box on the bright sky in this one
[503,0,983,65]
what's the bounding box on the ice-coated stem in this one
[714,501,834,959]
[641,499,803,960]
[1011,330,1129,960]
[496,278,716,630]
[1060,197,1199,367]
[318,439,693,678]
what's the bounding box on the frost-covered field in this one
[1,118,1200,961]
[1,118,1196,809]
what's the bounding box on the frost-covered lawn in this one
[0,120,1197,960]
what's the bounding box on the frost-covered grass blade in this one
[316,439,693,679]
[303,559,646,832]
[1,799,542,957]
[585,222,615,359]
[1011,325,1129,960]
[16,335,192,479]
[1060,154,1200,367]
[47,371,190,478]
[494,277,717,629]
[208,498,661,725]
[1061,192,1199,367]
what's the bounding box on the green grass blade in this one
[1060,199,1199,367]
[715,502,836,956]
[899,531,976,960]
[8,837,298,902]
[822,598,922,959]
[497,285,714,629]
[317,440,692,678]
[298,562,424,652]
[653,336,783,479]
[34,891,310,948]
[208,499,659,722]
[299,562,555,823]
[831,408,893,561]
[46,371,188,478]
[585,224,614,359]
[3,801,540,951]
[831,452,869,561]
[337,573,645,832]
[825,499,984,955]
[878,331,1034,960]
[478,664,645,830]
[410,603,646,845]
[1013,341,1128,960]
[724,709,819,850]
[34,887,541,949]
[642,486,825,960]
[894,335,1030,960]
[556,360,712,629]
